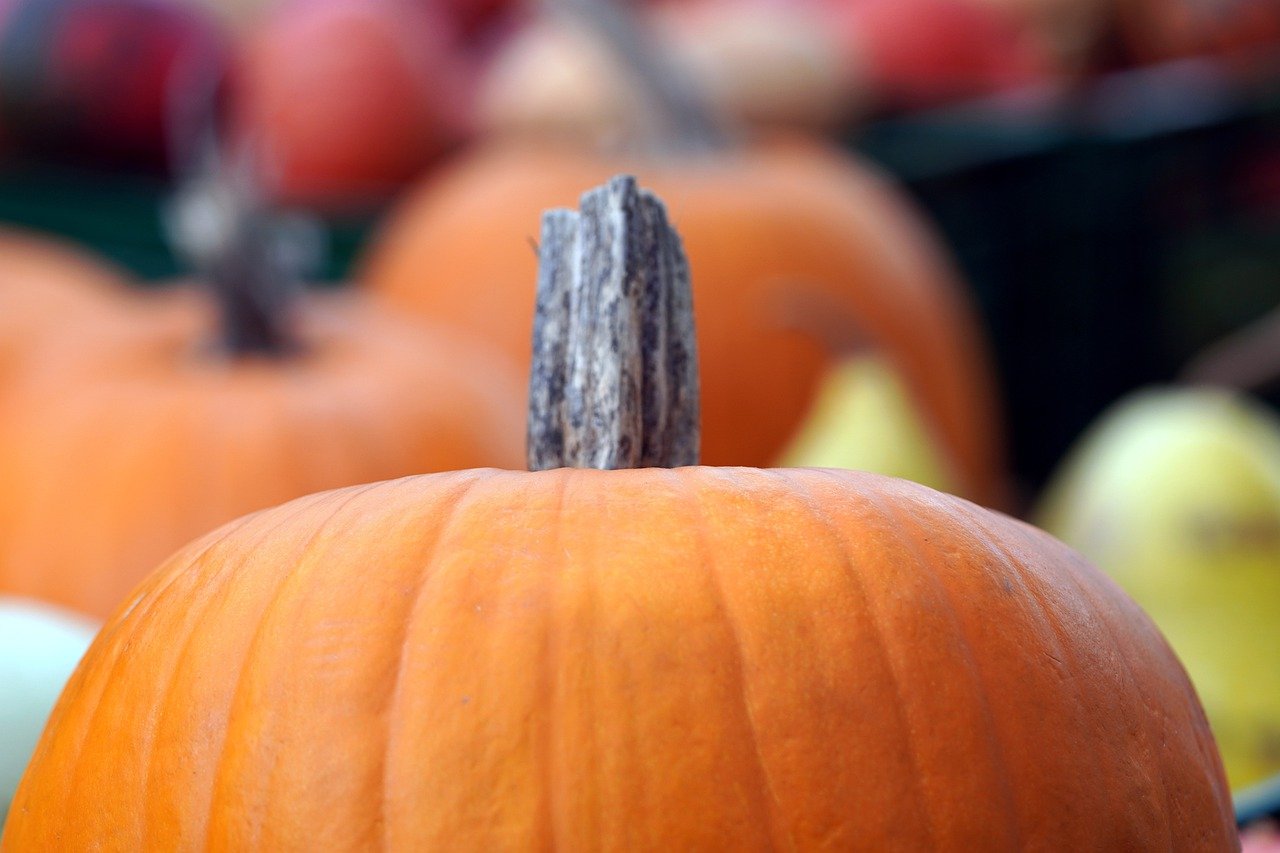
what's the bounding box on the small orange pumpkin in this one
[3,177,1235,850]
[363,137,1010,509]
[0,287,524,618]
[0,184,524,618]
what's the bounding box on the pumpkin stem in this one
[165,135,306,357]
[547,0,727,152]
[528,175,700,470]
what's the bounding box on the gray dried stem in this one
[528,175,700,470]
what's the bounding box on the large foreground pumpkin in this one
[3,177,1235,849]
[362,137,1009,508]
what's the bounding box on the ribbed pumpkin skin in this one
[4,468,1234,849]
[0,288,524,618]
[362,139,1008,509]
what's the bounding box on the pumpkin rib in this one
[378,473,487,852]
[540,469,570,851]
[198,479,432,847]
[138,495,335,841]
[952,505,1110,840]
[781,470,942,846]
[863,479,1026,849]
[1091,553,1233,812]
[204,480,391,848]
[1159,653,1240,840]
[963,507,1184,847]
[153,493,360,840]
[972,512,1140,842]
[1038,533,1179,849]
[1019,522,1182,847]
[672,469,789,851]
[56,506,275,837]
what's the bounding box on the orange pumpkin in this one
[0,283,524,618]
[3,177,1235,849]
[363,137,1009,508]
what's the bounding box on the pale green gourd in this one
[778,353,957,494]
[0,599,97,826]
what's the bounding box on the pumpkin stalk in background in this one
[164,134,310,357]
[364,0,1011,509]
[2,176,1237,849]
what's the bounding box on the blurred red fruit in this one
[1116,0,1280,64]
[235,0,474,210]
[431,0,516,40]
[0,0,229,169]
[822,0,1050,108]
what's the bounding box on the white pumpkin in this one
[0,598,97,825]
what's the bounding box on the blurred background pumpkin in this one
[0,138,525,618]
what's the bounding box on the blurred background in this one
[0,0,1278,840]
[0,0,1274,492]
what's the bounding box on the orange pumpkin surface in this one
[363,138,1009,508]
[0,286,524,617]
[1,469,1236,849]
